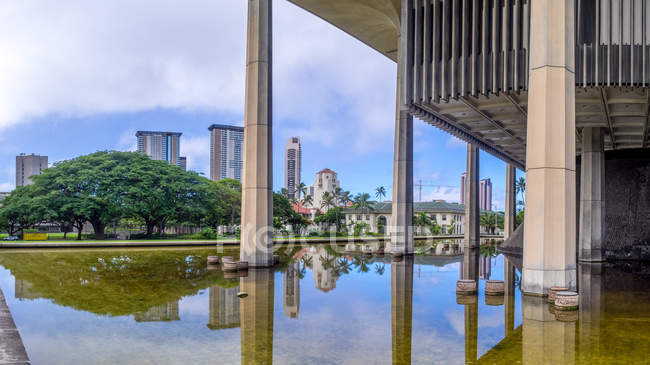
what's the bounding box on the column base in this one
[522,267,576,296]
[578,249,604,262]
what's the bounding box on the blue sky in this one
[0,0,523,210]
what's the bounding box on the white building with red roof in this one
[306,168,340,212]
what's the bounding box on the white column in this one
[241,0,274,267]
[391,0,414,254]
[522,0,576,295]
[464,144,480,248]
[579,127,605,262]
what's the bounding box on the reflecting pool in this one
[0,243,648,364]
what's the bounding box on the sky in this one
[0,0,523,210]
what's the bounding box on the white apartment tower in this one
[136,131,183,167]
[209,124,244,181]
[284,137,302,199]
[16,153,48,187]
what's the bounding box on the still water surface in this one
[0,243,648,364]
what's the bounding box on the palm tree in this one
[480,212,497,235]
[280,187,289,198]
[339,190,352,206]
[352,193,373,214]
[375,186,387,202]
[302,194,313,207]
[320,192,335,211]
[297,182,307,200]
[515,177,526,207]
[413,212,431,235]
[447,219,457,234]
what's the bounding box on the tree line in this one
[0,151,284,239]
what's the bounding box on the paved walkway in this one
[0,289,29,364]
[0,235,503,249]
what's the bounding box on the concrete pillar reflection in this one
[464,144,480,248]
[504,257,516,337]
[463,299,479,364]
[241,0,274,267]
[522,295,576,364]
[391,0,414,254]
[240,268,274,365]
[504,164,517,239]
[577,262,603,362]
[579,127,606,262]
[462,247,480,281]
[391,255,414,365]
[522,0,577,295]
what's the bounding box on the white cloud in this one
[0,182,13,192]
[0,0,397,160]
[419,186,461,203]
[116,130,137,152]
[445,136,466,149]
[181,135,210,176]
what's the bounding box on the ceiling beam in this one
[599,88,616,149]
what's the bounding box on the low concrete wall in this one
[0,288,30,364]
[604,149,650,260]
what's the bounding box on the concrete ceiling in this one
[286,0,400,61]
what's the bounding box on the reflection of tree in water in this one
[0,249,239,316]
[480,244,499,258]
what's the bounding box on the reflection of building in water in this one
[14,279,41,300]
[306,247,338,292]
[207,286,240,330]
[479,256,492,280]
[134,302,180,322]
[284,262,300,318]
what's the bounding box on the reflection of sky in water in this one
[0,248,518,364]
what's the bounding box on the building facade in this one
[179,156,187,171]
[209,124,244,181]
[344,201,498,236]
[136,131,182,167]
[16,153,48,187]
[284,137,302,199]
[0,192,9,201]
[307,168,340,211]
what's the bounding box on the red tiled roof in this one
[317,168,336,175]
[292,202,314,215]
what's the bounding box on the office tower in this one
[285,137,302,199]
[460,173,492,211]
[460,173,466,204]
[136,131,182,167]
[209,124,244,181]
[479,178,493,211]
[179,156,187,171]
[284,261,300,319]
[16,153,48,187]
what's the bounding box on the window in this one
[442,215,447,221]
[366,215,370,221]
[357,215,362,220]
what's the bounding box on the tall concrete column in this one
[241,0,274,267]
[523,0,577,295]
[464,300,479,364]
[391,255,413,365]
[504,257,516,337]
[240,268,274,365]
[391,0,414,254]
[579,128,605,262]
[577,263,603,362]
[522,295,576,364]
[464,144,480,248]
[504,164,517,239]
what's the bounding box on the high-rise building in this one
[16,153,48,187]
[209,124,244,181]
[479,178,493,211]
[136,131,182,167]
[284,137,302,199]
[460,173,466,204]
[460,173,493,211]
[179,156,187,171]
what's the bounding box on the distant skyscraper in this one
[179,156,187,171]
[285,137,302,199]
[460,173,493,211]
[479,178,493,211]
[209,124,244,181]
[16,153,48,187]
[284,261,300,319]
[460,173,466,204]
[136,131,182,167]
